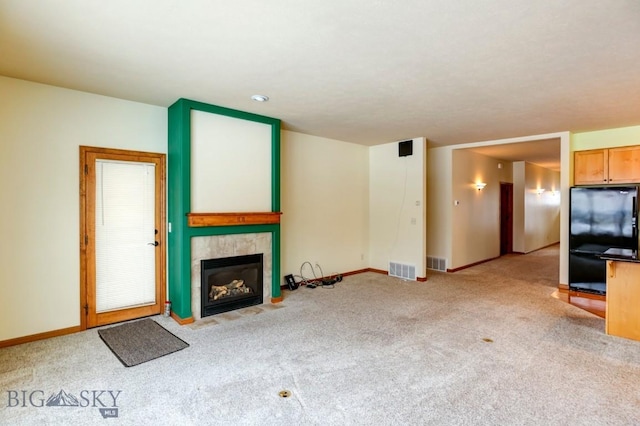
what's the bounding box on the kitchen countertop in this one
[599,247,640,263]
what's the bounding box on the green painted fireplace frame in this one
[167,98,281,321]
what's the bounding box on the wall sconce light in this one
[536,188,546,195]
[476,182,487,191]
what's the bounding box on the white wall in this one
[190,110,272,212]
[369,138,426,277]
[280,130,369,278]
[427,147,453,263]
[513,163,526,252]
[451,149,501,268]
[497,160,514,184]
[513,162,561,253]
[428,146,505,270]
[0,76,166,341]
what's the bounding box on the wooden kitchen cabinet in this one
[608,146,640,184]
[574,149,608,185]
[574,146,640,185]
[605,260,640,341]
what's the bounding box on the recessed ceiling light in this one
[251,94,269,102]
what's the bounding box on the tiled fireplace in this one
[191,233,272,321]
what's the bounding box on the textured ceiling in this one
[1,0,639,157]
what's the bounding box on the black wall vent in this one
[399,140,413,157]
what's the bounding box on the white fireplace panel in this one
[191,110,272,213]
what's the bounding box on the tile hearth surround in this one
[191,233,272,321]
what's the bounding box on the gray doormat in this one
[98,318,189,367]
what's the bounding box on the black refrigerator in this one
[569,186,639,294]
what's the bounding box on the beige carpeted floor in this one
[2,244,640,425]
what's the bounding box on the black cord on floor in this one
[297,261,341,289]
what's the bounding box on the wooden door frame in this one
[79,146,166,330]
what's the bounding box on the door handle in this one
[147,241,159,246]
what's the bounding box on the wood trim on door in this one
[80,146,166,329]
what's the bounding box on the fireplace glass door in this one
[201,254,263,317]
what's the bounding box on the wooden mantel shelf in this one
[187,212,282,227]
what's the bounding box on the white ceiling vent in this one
[389,262,416,281]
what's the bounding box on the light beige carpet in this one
[2,245,639,425]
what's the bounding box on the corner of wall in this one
[369,138,426,276]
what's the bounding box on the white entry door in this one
[80,147,166,328]
[95,160,156,312]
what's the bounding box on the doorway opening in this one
[500,182,513,255]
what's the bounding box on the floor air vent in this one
[389,262,416,281]
[426,256,447,272]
